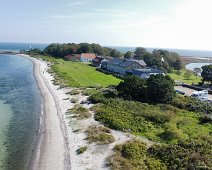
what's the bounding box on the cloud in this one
[68,1,86,8]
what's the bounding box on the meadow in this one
[167,69,202,84]
[38,56,121,87]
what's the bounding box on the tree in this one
[134,47,147,59]
[124,51,133,59]
[184,70,193,80]
[146,74,175,103]
[79,43,93,53]
[116,75,146,101]
[92,43,103,55]
[193,67,202,79]
[110,49,122,58]
[103,47,112,56]
[201,65,212,84]
[173,59,183,70]
[176,70,181,79]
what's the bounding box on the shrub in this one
[171,96,212,115]
[85,125,115,144]
[121,141,147,160]
[66,89,81,95]
[148,139,212,169]
[70,105,91,120]
[108,140,167,170]
[199,115,212,124]
[81,88,97,96]
[76,146,87,154]
[70,98,78,103]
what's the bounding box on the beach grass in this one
[167,69,202,85]
[85,125,115,144]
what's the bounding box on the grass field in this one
[167,69,202,85]
[45,57,121,87]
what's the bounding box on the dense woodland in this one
[31,43,183,71]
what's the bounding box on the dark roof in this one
[119,60,146,67]
[107,58,147,68]
[133,68,163,75]
[101,58,109,63]
[93,56,104,64]
[119,60,133,67]
[136,60,147,67]
[108,58,124,64]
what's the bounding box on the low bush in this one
[76,146,87,154]
[81,88,97,96]
[66,89,81,95]
[199,115,212,124]
[148,139,212,169]
[70,105,91,120]
[108,140,167,170]
[171,95,212,115]
[70,98,78,103]
[85,125,115,144]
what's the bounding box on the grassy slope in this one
[167,69,202,84]
[48,58,121,87]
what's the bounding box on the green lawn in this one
[167,69,202,85]
[50,59,121,87]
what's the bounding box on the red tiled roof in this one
[81,53,96,59]
[64,54,81,60]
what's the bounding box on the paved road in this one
[175,86,212,100]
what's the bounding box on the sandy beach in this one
[17,54,153,170]
[18,55,70,170]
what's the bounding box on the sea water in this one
[185,63,212,71]
[0,54,41,170]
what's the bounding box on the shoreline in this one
[18,54,70,170]
[17,54,155,170]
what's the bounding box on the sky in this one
[0,0,212,50]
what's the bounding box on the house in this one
[130,68,164,79]
[92,56,105,67]
[101,58,110,69]
[80,53,96,62]
[105,58,147,75]
[64,54,81,61]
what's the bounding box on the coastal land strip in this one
[17,54,151,170]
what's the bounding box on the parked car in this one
[175,90,185,95]
[191,90,208,100]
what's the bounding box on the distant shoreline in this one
[0,51,19,55]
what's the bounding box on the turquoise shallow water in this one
[0,54,41,170]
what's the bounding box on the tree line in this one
[125,47,182,70]
[42,43,122,58]
[29,43,183,70]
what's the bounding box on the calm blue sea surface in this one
[1,42,212,58]
[0,42,48,52]
[108,46,212,58]
[0,54,41,170]
[185,63,212,71]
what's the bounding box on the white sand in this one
[19,54,153,170]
